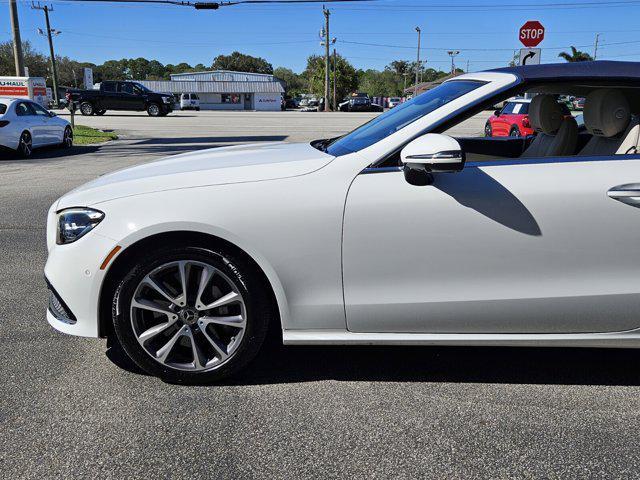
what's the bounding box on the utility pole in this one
[447,50,460,75]
[332,48,337,111]
[594,33,600,60]
[414,27,421,96]
[32,3,60,106]
[9,0,25,76]
[466,60,469,73]
[323,7,330,112]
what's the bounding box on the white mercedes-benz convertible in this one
[45,62,640,382]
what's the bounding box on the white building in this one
[136,70,284,111]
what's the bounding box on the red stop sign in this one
[519,21,545,47]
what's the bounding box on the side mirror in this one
[400,133,465,186]
[494,109,501,117]
[48,110,57,117]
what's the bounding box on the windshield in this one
[134,82,151,93]
[325,80,485,157]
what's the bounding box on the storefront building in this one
[137,70,284,111]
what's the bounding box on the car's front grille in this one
[46,279,77,324]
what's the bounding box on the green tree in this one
[273,66,304,96]
[558,46,594,62]
[211,51,273,74]
[303,53,358,103]
[0,40,48,78]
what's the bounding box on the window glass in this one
[182,93,189,100]
[102,82,116,92]
[191,94,198,100]
[221,94,240,104]
[30,102,50,116]
[502,102,530,115]
[15,102,33,116]
[120,83,134,95]
[325,80,485,156]
[0,103,7,115]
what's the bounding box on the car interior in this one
[448,85,640,162]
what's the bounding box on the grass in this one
[72,125,118,145]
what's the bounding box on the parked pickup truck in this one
[65,81,174,117]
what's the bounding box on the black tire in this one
[196,107,200,111]
[79,101,94,116]
[484,121,493,137]
[509,125,521,137]
[60,126,73,148]
[17,131,32,158]
[95,109,106,116]
[147,103,161,117]
[111,245,272,384]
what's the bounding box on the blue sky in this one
[3,0,640,73]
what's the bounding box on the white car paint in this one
[44,70,640,348]
[0,97,70,151]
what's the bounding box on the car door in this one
[14,101,46,146]
[342,154,640,334]
[30,102,60,144]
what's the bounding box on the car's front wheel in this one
[147,103,161,117]
[509,125,521,137]
[484,121,493,137]
[112,246,272,383]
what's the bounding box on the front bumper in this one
[44,226,118,338]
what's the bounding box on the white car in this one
[0,97,72,157]
[45,61,640,383]
[388,97,403,108]
[180,93,200,111]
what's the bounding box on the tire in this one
[79,101,94,116]
[95,109,106,116]
[509,125,521,137]
[60,126,73,148]
[196,107,200,111]
[111,246,272,384]
[147,103,161,117]
[16,131,32,158]
[484,122,493,137]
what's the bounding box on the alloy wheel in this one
[19,132,32,157]
[63,127,73,148]
[148,104,160,116]
[129,260,247,372]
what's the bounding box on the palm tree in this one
[558,46,594,62]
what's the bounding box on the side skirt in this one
[282,329,640,348]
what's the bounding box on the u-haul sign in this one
[0,76,48,107]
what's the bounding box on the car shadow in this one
[131,135,288,145]
[433,167,542,236]
[105,334,640,387]
[0,145,101,162]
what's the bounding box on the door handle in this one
[608,184,640,207]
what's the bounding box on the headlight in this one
[57,208,104,245]
[162,96,172,104]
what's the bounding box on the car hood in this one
[56,142,334,208]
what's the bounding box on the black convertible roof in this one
[490,61,640,83]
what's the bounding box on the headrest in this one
[529,95,564,135]
[584,89,631,137]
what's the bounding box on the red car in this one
[485,99,533,137]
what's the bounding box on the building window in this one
[221,94,240,104]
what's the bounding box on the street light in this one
[447,50,460,75]
[414,27,421,96]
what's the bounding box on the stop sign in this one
[519,21,545,48]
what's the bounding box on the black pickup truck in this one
[66,81,174,117]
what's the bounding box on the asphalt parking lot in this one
[2,110,640,479]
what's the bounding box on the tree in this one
[273,67,304,96]
[387,60,410,76]
[211,51,273,74]
[0,40,48,78]
[558,46,594,62]
[303,53,358,102]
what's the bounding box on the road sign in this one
[519,20,545,48]
[519,48,541,66]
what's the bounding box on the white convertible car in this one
[45,62,640,382]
